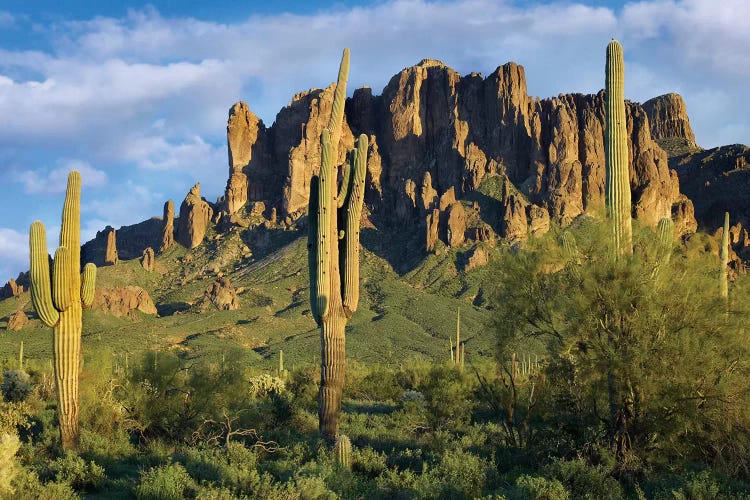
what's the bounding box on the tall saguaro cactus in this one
[720,211,729,299]
[29,170,96,449]
[605,39,632,256]
[308,48,368,443]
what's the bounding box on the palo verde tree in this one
[307,48,368,443]
[491,220,750,474]
[29,170,97,449]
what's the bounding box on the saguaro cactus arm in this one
[81,263,96,309]
[341,135,368,316]
[52,247,74,312]
[29,222,59,327]
[308,175,321,324]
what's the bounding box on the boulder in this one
[6,311,29,331]
[93,286,157,317]
[200,277,240,311]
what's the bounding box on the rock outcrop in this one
[223,58,693,239]
[445,201,466,247]
[105,227,118,265]
[159,200,175,253]
[425,209,440,252]
[177,183,214,249]
[6,310,29,331]
[199,277,240,311]
[465,245,488,271]
[671,145,750,231]
[93,286,157,317]
[1,279,23,299]
[643,93,698,156]
[81,218,162,266]
[224,102,264,214]
[141,247,155,272]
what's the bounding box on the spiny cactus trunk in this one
[319,296,347,439]
[55,302,82,449]
[605,39,632,256]
[720,211,729,299]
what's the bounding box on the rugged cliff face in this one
[222,59,696,239]
[671,144,750,232]
[643,93,699,157]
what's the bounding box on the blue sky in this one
[0,0,748,281]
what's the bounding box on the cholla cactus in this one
[248,374,285,398]
[29,170,97,449]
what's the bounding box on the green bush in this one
[512,474,569,500]
[547,459,623,499]
[135,462,196,500]
[0,432,20,496]
[48,451,106,491]
[1,370,32,402]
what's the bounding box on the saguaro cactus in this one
[334,434,352,469]
[308,48,369,443]
[605,39,632,256]
[720,212,729,299]
[29,170,96,449]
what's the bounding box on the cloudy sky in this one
[0,0,747,280]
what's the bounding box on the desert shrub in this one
[415,448,491,498]
[78,427,135,461]
[512,474,569,500]
[0,400,31,435]
[641,469,750,499]
[0,432,21,496]
[47,451,106,491]
[418,365,475,430]
[12,469,79,500]
[1,370,32,402]
[124,351,250,440]
[346,363,402,401]
[546,458,623,499]
[491,222,750,474]
[352,446,388,477]
[135,462,196,500]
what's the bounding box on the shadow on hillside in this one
[156,301,191,317]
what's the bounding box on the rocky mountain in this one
[64,58,750,274]
[219,59,696,243]
[671,144,750,233]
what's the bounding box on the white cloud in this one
[14,160,107,194]
[0,227,28,281]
